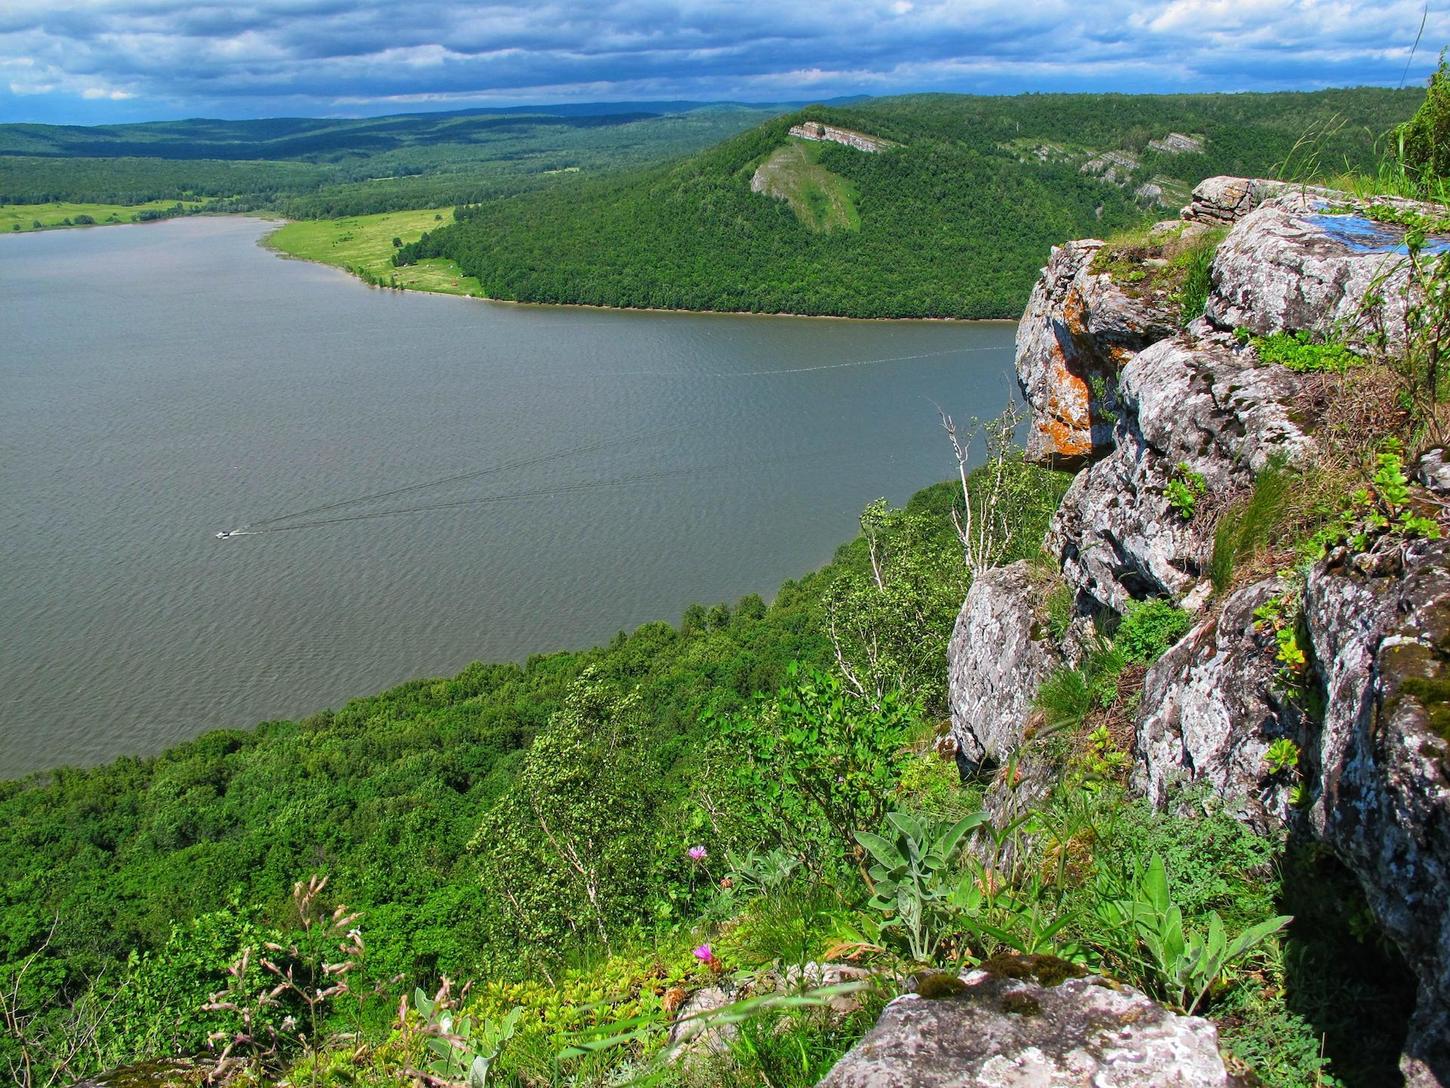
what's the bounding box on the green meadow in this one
[264,207,483,296]
[1,198,209,233]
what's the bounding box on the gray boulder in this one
[817,957,1239,1087]
[1133,576,1303,832]
[1416,448,1450,495]
[1303,540,1450,1087]
[1206,189,1439,349]
[947,561,1062,768]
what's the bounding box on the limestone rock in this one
[1134,181,1164,204]
[668,983,740,1059]
[1049,330,1313,613]
[1015,240,1181,466]
[948,561,1061,768]
[780,962,876,1018]
[1303,540,1450,1087]
[670,964,875,1063]
[1180,176,1282,225]
[788,121,894,153]
[71,1061,199,1087]
[1080,149,1140,186]
[1133,576,1303,832]
[817,959,1238,1087]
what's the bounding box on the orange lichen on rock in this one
[1034,346,1094,460]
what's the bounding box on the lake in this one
[1,216,1018,776]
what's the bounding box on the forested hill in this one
[396,88,1419,319]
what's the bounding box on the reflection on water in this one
[1307,211,1450,256]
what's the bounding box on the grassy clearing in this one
[1090,221,1228,324]
[264,207,483,296]
[0,199,209,233]
[751,140,860,232]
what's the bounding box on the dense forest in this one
[396,89,1419,318]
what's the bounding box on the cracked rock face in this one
[974,179,1450,1083]
[948,561,1061,768]
[1048,330,1313,613]
[1015,241,1180,467]
[1133,576,1303,832]
[1303,540,1450,1087]
[817,960,1239,1087]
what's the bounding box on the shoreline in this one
[11,209,1022,325]
[257,217,1022,325]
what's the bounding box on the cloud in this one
[0,0,1444,123]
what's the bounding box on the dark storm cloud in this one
[1,1,1444,122]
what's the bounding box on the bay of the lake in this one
[1,216,1018,776]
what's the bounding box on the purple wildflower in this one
[687,845,708,862]
[693,943,714,964]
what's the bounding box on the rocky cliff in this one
[932,178,1450,1086]
[788,121,896,153]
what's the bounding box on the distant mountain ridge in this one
[0,98,867,160]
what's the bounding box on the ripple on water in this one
[0,216,1019,775]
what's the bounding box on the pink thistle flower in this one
[692,943,714,964]
[687,845,708,862]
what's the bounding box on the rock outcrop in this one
[946,176,1450,1085]
[1048,327,1315,612]
[1080,149,1140,186]
[947,561,1060,768]
[670,963,873,1063]
[1208,189,1424,349]
[818,958,1241,1088]
[788,121,894,153]
[1181,176,1282,225]
[1149,132,1205,155]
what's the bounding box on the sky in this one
[1,0,1446,125]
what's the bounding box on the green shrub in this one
[1043,579,1074,642]
[1172,227,1227,325]
[1116,599,1193,664]
[707,667,919,872]
[855,809,988,962]
[1263,738,1301,777]
[1209,456,1296,594]
[472,671,659,954]
[1036,664,1096,735]
[1302,444,1441,558]
[1094,854,1290,1014]
[1166,462,1207,520]
[97,906,280,1068]
[1240,328,1362,374]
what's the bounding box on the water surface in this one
[2,217,1017,775]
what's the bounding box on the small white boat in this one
[215,530,235,539]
